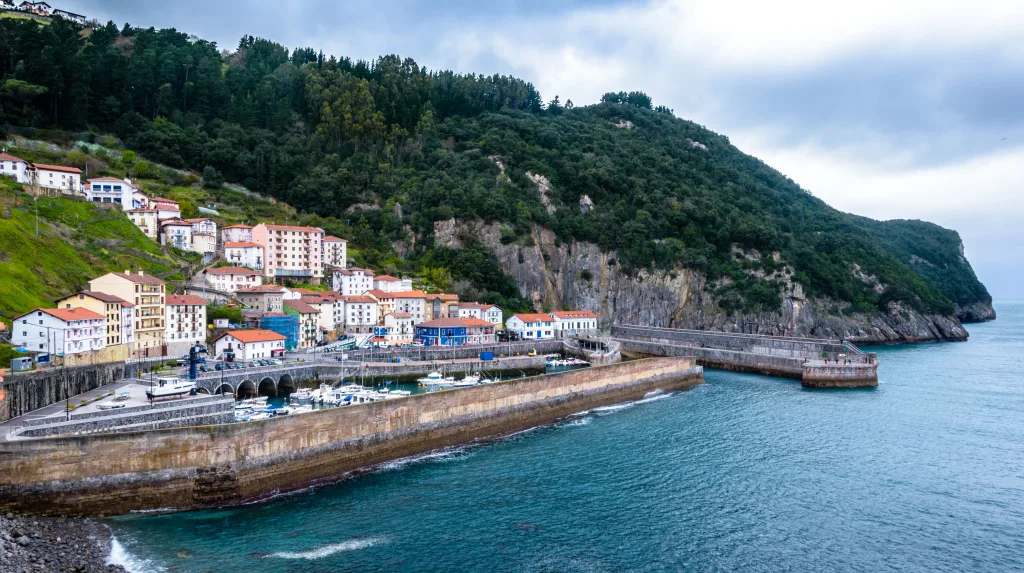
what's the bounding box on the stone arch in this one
[258,377,277,397]
[196,387,211,395]
[237,379,257,399]
[278,373,296,395]
[214,383,234,396]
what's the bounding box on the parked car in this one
[269,358,283,365]
[215,363,226,371]
[229,363,240,370]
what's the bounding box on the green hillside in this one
[0,17,992,318]
[0,177,184,324]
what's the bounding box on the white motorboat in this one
[417,371,455,385]
[145,377,196,400]
[96,401,126,410]
[378,388,412,399]
[453,374,481,387]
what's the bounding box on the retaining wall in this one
[618,338,805,379]
[0,357,702,516]
[802,359,879,389]
[18,397,234,438]
[0,359,164,423]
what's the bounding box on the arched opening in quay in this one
[195,387,211,395]
[278,374,296,396]
[215,383,234,396]
[237,380,257,399]
[258,377,277,397]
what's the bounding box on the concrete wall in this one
[62,344,129,367]
[612,325,864,360]
[343,339,566,362]
[0,358,165,423]
[19,397,234,438]
[802,359,879,389]
[0,357,702,516]
[617,338,806,379]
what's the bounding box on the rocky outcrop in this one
[956,301,997,323]
[434,219,992,343]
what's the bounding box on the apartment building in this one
[252,223,325,283]
[342,295,377,333]
[204,266,263,293]
[55,291,131,347]
[223,242,264,271]
[323,235,347,268]
[331,266,374,295]
[89,271,166,352]
[165,294,208,353]
[11,308,105,356]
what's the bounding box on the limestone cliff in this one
[434,219,991,343]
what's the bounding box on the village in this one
[0,150,600,370]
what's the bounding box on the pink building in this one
[252,223,325,284]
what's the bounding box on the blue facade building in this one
[414,318,468,347]
[259,313,300,351]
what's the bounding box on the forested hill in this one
[0,17,992,319]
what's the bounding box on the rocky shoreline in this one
[0,513,125,572]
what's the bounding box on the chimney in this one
[138,270,144,276]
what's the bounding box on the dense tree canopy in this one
[0,17,990,315]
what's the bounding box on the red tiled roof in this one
[58,291,128,305]
[365,289,390,299]
[416,318,469,328]
[106,272,164,285]
[218,329,286,343]
[151,197,179,204]
[551,310,598,319]
[236,285,286,293]
[391,290,427,299]
[388,312,413,319]
[461,317,496,327]
[166,294,207,305]
[323,235,347,242]
[512,313,554,323]
[183,218,213,223]
[205,266,261,276]
[375,275,400,282]
[459,302,484,310]
[31,163,81,174]
[160,218,192,227]
[0,153,27,163]
[346,267,375,276]
[284,299,319,314]
[428,293,459,301]
[343,295,377,303]
[223,242,262,248]
[23,307,105,322]
[222,224,253,230]
[260,223,324,233]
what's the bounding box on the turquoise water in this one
[108,303,1024,572]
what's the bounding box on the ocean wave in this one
[107,534,165,573]
[373,446,473,472]
[592,390,674,414]
[271,537,385,559]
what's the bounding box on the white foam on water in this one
[271,537,385,559]
[561,416,592,427]
[374,446,472,472]
[107,534,165,573]
[592,390,675,414]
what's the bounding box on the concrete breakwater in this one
[0,357,702,516]
[613,325,878,388]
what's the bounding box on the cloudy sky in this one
[69,0,1024,299]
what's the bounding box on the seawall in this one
[0,357,702,516]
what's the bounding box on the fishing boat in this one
[145,377,196,400]
[378,388,412,399]
[453,374,481,387]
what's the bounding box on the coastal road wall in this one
[0,357,702,516]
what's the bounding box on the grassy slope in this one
[0,177,181,324]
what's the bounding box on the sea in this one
[107,302,1024,573]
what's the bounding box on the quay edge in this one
[0,357,702,517]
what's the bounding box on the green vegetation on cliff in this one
[0,17,991,316]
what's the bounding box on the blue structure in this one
[259,314,300,351]
[414,319,468,347]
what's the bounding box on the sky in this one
[66,0,1024,299]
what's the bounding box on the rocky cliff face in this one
[434,219,993,343]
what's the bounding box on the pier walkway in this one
[611,325,878,387]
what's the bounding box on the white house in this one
[373,275,413,292]
[301,292,345,333]
[150,197,181,220]
[126,208,159,240]
[11,307,106,356]
[383,312,414,344]
[221,224,253,246]
[52,8,86,23]
[505,313,556,340]
[332,267,374,296]
[213,330,286,361]
[160,219,193,251]
[185,218,217,236]
[223,241,264,270]
[342,295,377,333]
[83,177,141,207]
[392,291,427,323]
[459,303,503,326]
[28,163,81,194]
[550,310,599,336]
[323,235,347,268]
[204,266,263,293]
[0,153,31,184]
[120,302,135,347]
[165,294,207,353]
[191,232,217,255]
